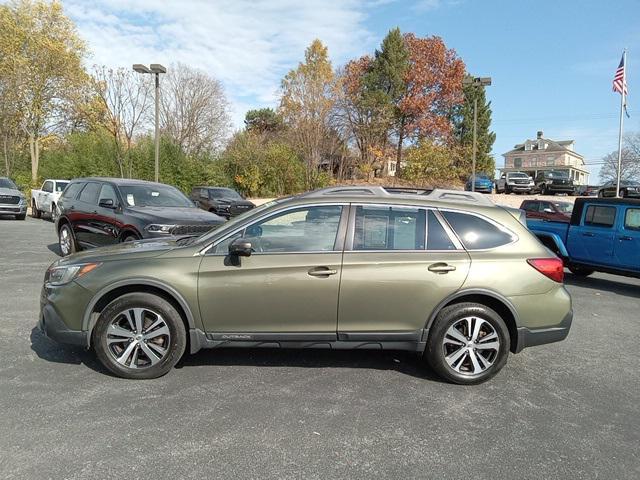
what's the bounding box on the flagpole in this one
[615,49,627,198]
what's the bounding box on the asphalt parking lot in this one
[1,217,639,479]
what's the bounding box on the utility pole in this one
[462,76,492,192]
[133,64,167,183]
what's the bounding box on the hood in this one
[216,199,254,207]
[124,206,224,224]
[55,237,182,267]
[0,187,24,197]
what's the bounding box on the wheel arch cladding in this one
[429,292,519,353]
[85,283,194,350]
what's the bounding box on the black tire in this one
[505,186,511,195]
[121,232,139,243]
[92,292,187,379]
[31,201,41,219]
[58,223,77,256]
[424,303,510,385]
[597,190,604,198]
[568,265,594,277]
[16,213,26,220]
[50,203,58,222]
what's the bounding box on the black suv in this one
[190,186,254,218]
[56,178,224,256]
[534,171,575,195]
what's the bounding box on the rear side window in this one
[442,211,515,249]
[584,206,615,227]
[427,211,457,250]
[354,205,426,250]
[61,182,83,200]
[78,182,101,205]
[624,208,640,231]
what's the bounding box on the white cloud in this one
[62,0,375,127]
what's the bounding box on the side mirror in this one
[99,198,115,209]
[229,238,252,257]
[543,208,554,213]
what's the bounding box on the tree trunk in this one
[3,135,10,176]
[29,133,39,183]
[395,117,405,178]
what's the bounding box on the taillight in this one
[527,258,564,283]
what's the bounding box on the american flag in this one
[613,53,627,96]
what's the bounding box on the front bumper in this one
[507,183,534,192]
[0,204,27,216]
[38,282,93,346]
[547,184,575,193]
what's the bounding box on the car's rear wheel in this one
[121,232,139,243]
[425,303,509,385]
[92,293,187,379]
[58,223,77,256]
[568,264,594,277]
[31,201,41,219]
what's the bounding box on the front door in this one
[567,204,617,265]
[198,204,347,335]
[338,206,470,334]
[613,207,640,271]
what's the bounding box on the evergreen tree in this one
[454,79,496,174]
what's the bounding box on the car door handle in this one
[581,232,595,237]
[428,263,456,274]
[619,236,633,241]
[308,267,337,277]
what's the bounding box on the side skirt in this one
[189,329,425,355]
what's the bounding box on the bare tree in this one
[599,132,640,183]
[92,66,152,178]
[160,63,230,155]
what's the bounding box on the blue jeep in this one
[527,197,640,278]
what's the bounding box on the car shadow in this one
[47,243,62,256]
[30,326,444,382]
[565,273,640,298]
[29,327,111,375]
[177,347,445,383]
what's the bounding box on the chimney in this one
[537,130,543,139]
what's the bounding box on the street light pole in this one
[133,63,166,183]
[462,76,492,192]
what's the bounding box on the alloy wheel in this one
[59,226,72,256]
[442,317,500,375]
[106,308,171,369]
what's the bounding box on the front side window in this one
[43,181,53,193]
[354,205,425,250]
[212,205,343,254]
[625,208,640,231]
[99,184,118,204]
[584,206,615,228]
[442,211,515,250]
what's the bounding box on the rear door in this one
[337,205,470,336]
[613,207,640,271]
[567,204,617,264]
[73,182,102,247]
[39,181,53,213]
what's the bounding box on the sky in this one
[58,0,640,181]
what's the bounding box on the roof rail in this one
[427,189,494,206]
[303,186,390,197]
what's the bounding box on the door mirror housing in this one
[229,238,252,257]
[543,208,554,213]
[99,198,116,209]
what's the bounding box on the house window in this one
[389,162,396,173]
[514,157,522,168]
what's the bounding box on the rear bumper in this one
[515,310,572,352]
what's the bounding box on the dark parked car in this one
[55,178,224,256]
[534,171,575,195]
[576,185,599,197]
[0,177,27,220]
[520,199,573,223]
[190,186,255,218]
[597,180,640,198]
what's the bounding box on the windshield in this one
[554,202,573,213]
[0,178,18,189]
[548,171,569,178]
[210,188,242,199]
[118,184,193,208]
[508,173,528,178]
[622,180,640,186]
[474,175,491,181]
[55,181,69,192]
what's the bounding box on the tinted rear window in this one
[442,211,515,249]
[62,182,84,200]
[584,205,615,227]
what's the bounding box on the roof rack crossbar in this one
[427,189,494,206]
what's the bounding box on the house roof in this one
[503,137,583,159]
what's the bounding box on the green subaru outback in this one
[39,186,572,384]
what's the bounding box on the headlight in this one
[45,263,101,286]
[145,224,175,234]
[18,197,26,205]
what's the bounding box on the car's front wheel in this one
[92,293,187,379]
[425,303,510,385]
